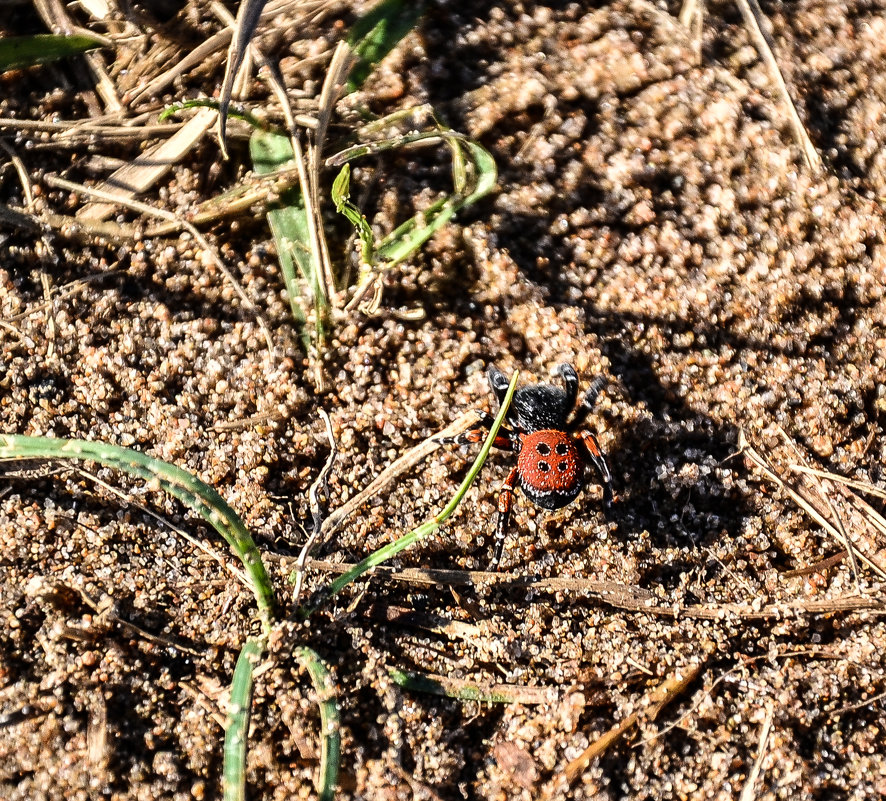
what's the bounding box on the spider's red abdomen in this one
[516,430,583,510]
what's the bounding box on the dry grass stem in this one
[558,657,708,788]
[25,576,207,657]
[0,203,149,244]
[77,108,216,222]
[128,31,233,107]
[43,174,275,353]
[779,430,862,590]
[129,0,328,106]
[292,409,338,607]
[71,466,250,591]
[86,693,108,773]
[739,702,775,801]
[318,410,480,538]
[302,559,886,619]
[733,0,822,173]
[38,272,57,359]
[363,603,482,640]
[401,671,560,706]
[312,41,357,303]
[780,550,848,578]
[0,141,36,207]
[790,465,886,501]
[741,430,886,580]
[33,0,120,111]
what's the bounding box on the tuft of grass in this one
[162,39,497,346]
[0,433,344,801]
[0,34,105,72]
[300,371,518,615]
[331,131,497,313]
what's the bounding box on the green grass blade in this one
[302,372,518,614]
[222,642,340,801]
[346,0,426,92]
[375,140,497,266]
[249,129,324,348]
[294,646,340,801]
[223,637,264,801]
[326,130,468,166]
[332,164,374,265]
[160,99,268,130]
[0,435,275,633]
[0,34,104,72]
[390,668,551,704]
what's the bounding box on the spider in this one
[448,364,613,567]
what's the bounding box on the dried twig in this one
[292,409,338,607]
[733,0,822,173]
[739,702,775,801]
[300,559,886,620]
[318,410,480,539]
[216,0,266,156]
[558,656,708,788]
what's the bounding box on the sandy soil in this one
[1,1,886,799]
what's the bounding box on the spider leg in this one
[487,365,511,406]
[554,363,579,409]
[490,466,519,569]
[436,411,516,449]
[577,429,614,507]
[569,375,606,431]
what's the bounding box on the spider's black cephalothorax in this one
[447,364,613,568]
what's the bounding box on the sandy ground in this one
[2,0,886,798]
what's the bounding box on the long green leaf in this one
[346,0,426,92]
[223,637,264,801]
[249,129,324,348]
[302,372,518,614]
[294,646,340,801]
[223,642,341,801]
[0,435,275,633]
[0,34,104,72]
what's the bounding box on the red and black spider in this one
[449,365,613,567]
